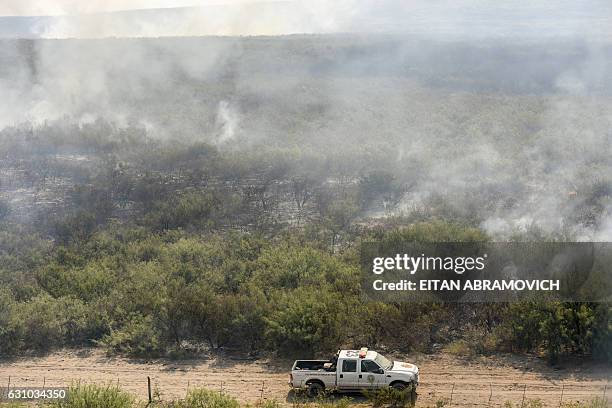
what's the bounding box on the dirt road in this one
[1,350,609,407]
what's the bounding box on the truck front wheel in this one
[306,381,325,397]
[390,382,417,404]
[390,381,408,391]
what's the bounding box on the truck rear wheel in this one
[306,381,325,397]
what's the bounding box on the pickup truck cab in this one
[290,348,419,397]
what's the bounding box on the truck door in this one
[359,359,386,389]
[338,359,359,390]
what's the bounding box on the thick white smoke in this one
[0,1,610,241]
[215,101,239,145]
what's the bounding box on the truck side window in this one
[361,360,382,373]
[342,359,357,372]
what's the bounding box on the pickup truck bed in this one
[293,360,335,371]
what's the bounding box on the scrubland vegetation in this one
[0,36,610,365]
[0,129,609,363]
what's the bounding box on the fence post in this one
[260,380,265,402]
[520,384,526,408]
[449,383,455,407]
[559,383,564,408]
[147,376,152,404]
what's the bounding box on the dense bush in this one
[0,288,20,354]
[497,302,611,363]
[0,219,608,363]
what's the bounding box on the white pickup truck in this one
[289,348,419,397]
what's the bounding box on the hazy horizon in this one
[0,0,610,39]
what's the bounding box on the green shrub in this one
[256,400,283,408]
[181,388,240,408]
[48,384,134,408]
[434,399,448,408]
[525,399,544,408]
[314,397,351,408]
[562,398,609,408]
[12,294,67,351]
[363,386,416,408]
[264,287,348,352]
[100,314,164,357]
[0,289,21,354]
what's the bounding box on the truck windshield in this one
[374,353,393,370]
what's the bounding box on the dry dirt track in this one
[1,350,610,407]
